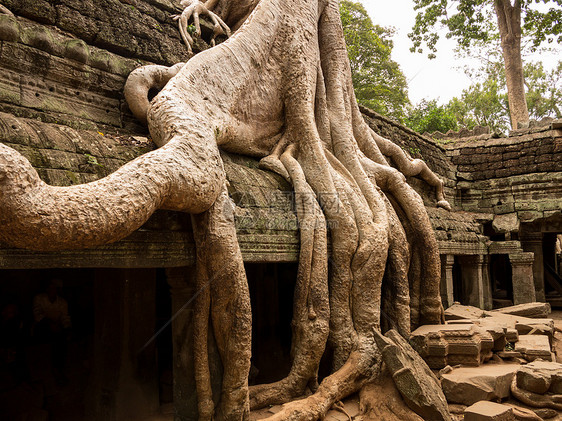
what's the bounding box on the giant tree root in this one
[357,371,424,421]
[0,0,449,419]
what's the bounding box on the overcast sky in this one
[359,0,560,105]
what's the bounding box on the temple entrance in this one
[246,263,298,385]
[544,232,562,302]
[489,254,513,308]
[0,268,166,421]
[0,269,95,421]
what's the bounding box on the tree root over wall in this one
[0,0,449,419]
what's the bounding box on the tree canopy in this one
[409,0,562,129]
[340,0,409,121]
[409,0,562,58]
[410,59,562,135]
[404,99,459,134]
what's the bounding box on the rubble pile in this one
[384,302,562,420]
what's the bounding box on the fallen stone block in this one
[516,360,562,394]
[506,328,519,343]
[493,303,551,319]
[515,322,554,341]
[411,324,494,369]
[374,329,452,421]
[497,351,523,359]
[514,335,552,362]
[445,303,486,321]
[464,401,514,421]
[441,364,520,406]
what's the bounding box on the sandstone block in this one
[441,364,520,406]
[514,335,552,362]
[374,329,452,421]
[411,323,494,369]
[516,361,562,394]
[464,401,514,421]
[493,303,551,319]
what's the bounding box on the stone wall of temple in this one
[450,124,562,181]
[447,124,562,225]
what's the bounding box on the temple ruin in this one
[0,1,561,420]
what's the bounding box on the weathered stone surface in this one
[464,401,514,421]
[514,336,552,362]
[515,322,554,339]
[445,303,487,321]
[374,329,452,421]
[516,367,551,394]
[508,401,558,420]
[493,303,551,319]
[516,361,562,394]
[357,374,424,421]
[493,213,520,234]
[497,351,523,359]
[444,304,554,343]
[410,324,494,369]
[441,364,520,406]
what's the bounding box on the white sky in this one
[359,0,560,105]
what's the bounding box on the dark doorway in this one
[490,254,513,308]
[246,262,297,385]
[0,269,95,421]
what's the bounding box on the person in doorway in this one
[33,279,71,386]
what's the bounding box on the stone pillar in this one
[521,233,545,302]
[90,269,160,421]
[440,255,455,309]
[166,267,198,421]
[458,255,484,309]
[482,255,493,310]
[510,252,537,305]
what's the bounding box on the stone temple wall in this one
[447,124,562,225]
[0,0,191,133]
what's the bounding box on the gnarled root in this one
[250,145,330,409]
[0,4,13,15]
[124,63,185,125]
[172,0,231,53]
[0,130,223,250]
[511,377,562,411]
[192,186,252,421]
[262,350,379,421]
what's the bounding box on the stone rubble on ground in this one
[464,401,514,421]
[441,364,520,406]
[408,303,562,421]
[493,303,552,319]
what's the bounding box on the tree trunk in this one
[0,0,452,419]
[494,0,529,129]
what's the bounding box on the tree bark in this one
[494,0,529,129]
[0,0,451,419]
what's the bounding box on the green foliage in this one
[422,59,562,134]
[524,60,562,118]
[340,0,409,121]
[409,0,562,58]
[448,62,511,132]
[404,99,459,134]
